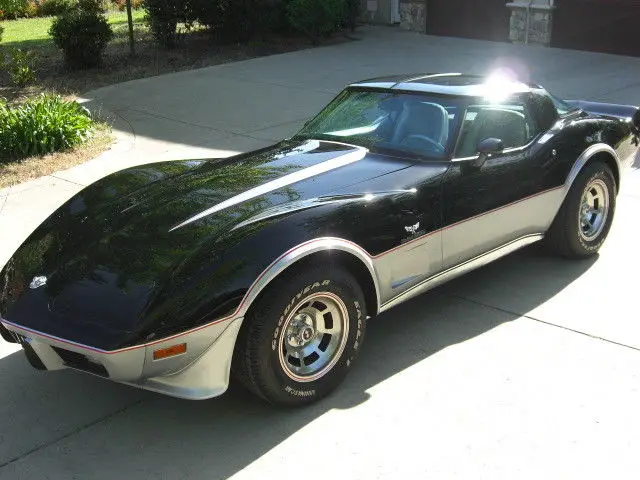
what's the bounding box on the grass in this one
[0,10,146,47]
[0,122,113,189]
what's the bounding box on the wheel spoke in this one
[277,293,349,382]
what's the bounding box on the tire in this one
[546,161,616,258]
[231,263,367,406]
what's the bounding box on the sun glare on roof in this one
[482,69,521,103]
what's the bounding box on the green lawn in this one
[0,10,146,47]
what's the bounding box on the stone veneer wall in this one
[399,0,426,33]
[507,2,555,46]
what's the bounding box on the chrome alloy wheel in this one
[579,178,610,241]
[278,292,349,382]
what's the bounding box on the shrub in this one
[218,0,280,42]
[77,0,106,13]
[0,25,4,43]
[0,48,36,86]
[0,94,94,161]
[49,8,113,68]
[0,0,29,19]
[343,0,359,32]
[143,0,186,48]
[24,0,38,16]
[113,0,143,11]
[286,0,345,43]
[38,0,76,16]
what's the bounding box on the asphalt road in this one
[1,26,640,479]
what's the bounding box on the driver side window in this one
[455,98,540,158]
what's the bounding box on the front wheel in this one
[232,263,367,406]
[546,161,616,258]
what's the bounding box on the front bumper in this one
[0,316,243,400]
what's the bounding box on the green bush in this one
[0,94,94,161]
[286,0,345,43]
[143,0,181,48]
[77,0,106,13]
[38,0,76,16]
[49,8,113,68]
[214,0,281,42]
[0,25,4,43]
[0,0,29,19]
[0,48,36,86]
[343,0,359,32]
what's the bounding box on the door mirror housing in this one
[473,137,504,167]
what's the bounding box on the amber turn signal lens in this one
[153,343,187,360]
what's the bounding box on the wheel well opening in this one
[249,250,379,319]
[590,152,620,193]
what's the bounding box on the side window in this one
[455,97,541,158]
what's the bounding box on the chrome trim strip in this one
[564,143,620,194]
[169,147,368,232]
[378,233,544,313]
[237,237,381,317]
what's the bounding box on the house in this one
[361,0,640,57]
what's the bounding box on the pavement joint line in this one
[217,74,338,96]
[122,107,271,143]
[0,399,145,471]
[49,174,87,187]
[0,194,8,217]
[246,117,309,134]
[446,293,640,353]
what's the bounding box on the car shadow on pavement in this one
[0,244,598,477]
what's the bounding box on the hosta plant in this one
[0,94,94,162]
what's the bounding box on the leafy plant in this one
[343,0,359,32]
[0,25,4,43]
[143,0,185,48]
[38,0,77,16]
[49,8,113,68]
[24,0,38,16]
[0,94,94,161]
[0,48,36,86]
[77,0,106,13]
[286,0,345,43]
[113,0,143,11]
[0,0,29,19]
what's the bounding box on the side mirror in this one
[472,138,504,167]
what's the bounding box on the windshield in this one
[549,93,578,115]
[294,89,465,159]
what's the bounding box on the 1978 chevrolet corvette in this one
[1,73,639,405]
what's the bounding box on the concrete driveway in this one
[1,26,640,479]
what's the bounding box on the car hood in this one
[0,139,410,349]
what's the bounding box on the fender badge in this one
[404,222,420,235]
[29,276,47,289]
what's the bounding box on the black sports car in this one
[1,73,639,406]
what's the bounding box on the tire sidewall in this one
[569,165,616,255]
[254,268,366,405]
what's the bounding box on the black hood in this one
[0,139,411,349]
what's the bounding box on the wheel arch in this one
[238,238,381,321]
[566,143,621,194]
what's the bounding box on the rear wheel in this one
[546,161,616,258]
[232,263,367,406]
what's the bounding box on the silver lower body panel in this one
[1,316,243,400]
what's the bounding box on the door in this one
[440,94,546,269]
